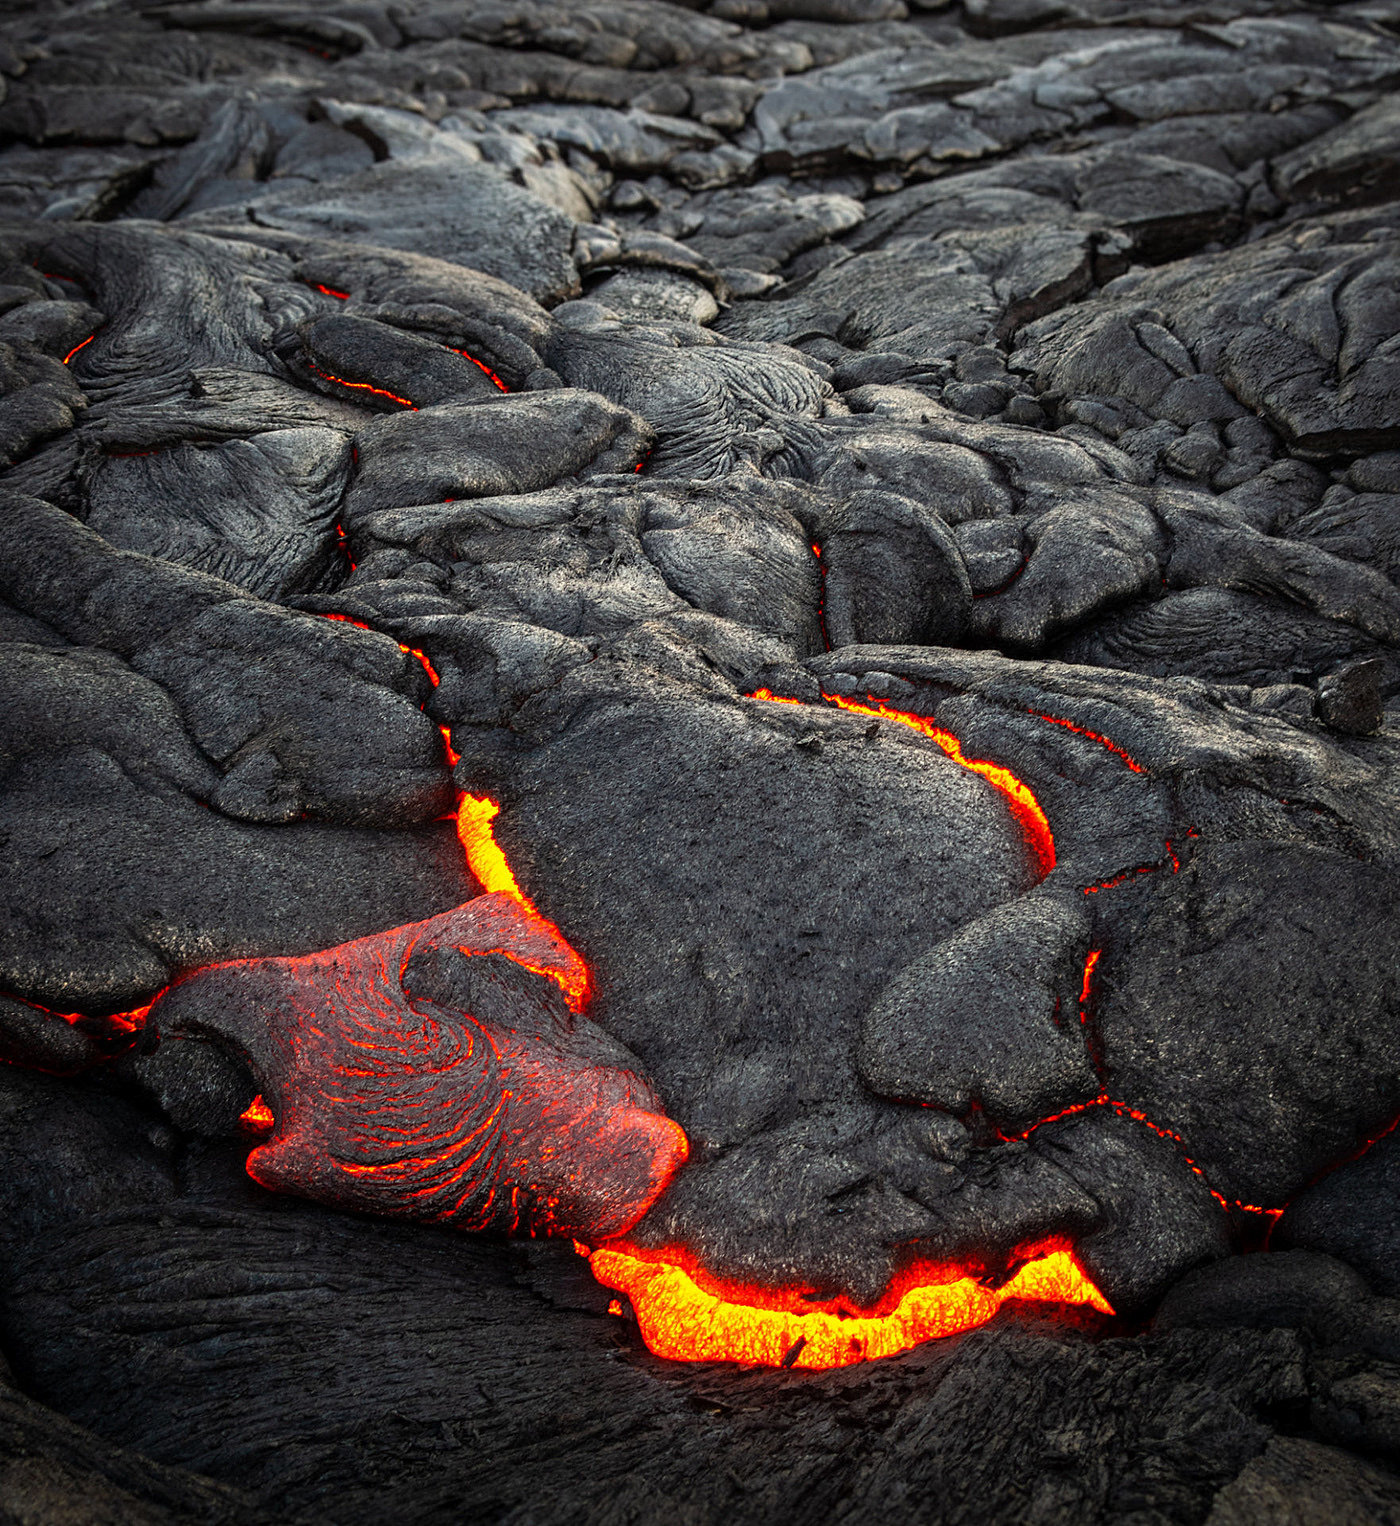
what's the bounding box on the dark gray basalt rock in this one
[1,0,1400,1520]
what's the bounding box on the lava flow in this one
[583,1241,1112,1370]
[455,793,590,1011]
[146,891,683,1241]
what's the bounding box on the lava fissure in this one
[6,992,156,1038]
[1010,1091,1282,1219]
[826,693,1056,879]
[317,612,441,688]
[62,333,96,365]
[1080,836,1187,896]
[304,359,416,409]
[455,794,589,1010]
[1028,712,1145,772]
[749,688,1055,878]
[1078,948,1108,1082]
[446,346,510,392]
[811,542,832,652]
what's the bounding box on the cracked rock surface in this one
[1,0,1400,1520]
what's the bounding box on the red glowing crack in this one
[305,360,416,409]
[446,346,510,393]
[1081,835,1188,896]
[317,611,441,687]
[1029,712,1144,773]
[62,333,95,366]
[811,541,832,652]
[8,994,158,1039]
[303,331,511,406]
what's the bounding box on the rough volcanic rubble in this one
[2,0,1400,1520]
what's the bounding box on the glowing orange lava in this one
[584,1241,1112,1369]
[456,794,590,1011]
[750,690,1055,879]
[447,346,509,392]
[1079,949,1101,1010]
[13,995,157,1036]
[1030,712,1144,772]
[305,361,415,409]
[240,1094,275,1130]
[62,334,95,365]
[403,646,440,686]
[317,612,440,687]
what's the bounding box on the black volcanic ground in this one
[2,0,1400,1521]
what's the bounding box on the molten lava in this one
[825,694,1055,878]
[240,1095,275,1131]
[62,334,95,365]
[584,1241,1112,1370]
[456,794,590,1012]
[146,895,684,1240]
[317,612,440,687]
[1079,949,1102,1010]
[447,346,510,392]
[750,689,1055,879]
[1029,712,1144,772]
[3,676,1208,1370]
[811,541,832,651]
[13,994,157,1036]
[305,360,415,409]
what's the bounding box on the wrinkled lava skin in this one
[141,894,686,1241]
[2,0,1400,1516]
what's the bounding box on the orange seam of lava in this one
[583,1242,1113,1370]
[317,612,440,686]
[446,346,510,392]
[750,689,1055,878]
[1027,711,1144,772]
[305,360,416,409]
[454,794,590,1011]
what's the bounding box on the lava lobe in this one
[140,894,687,1240]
